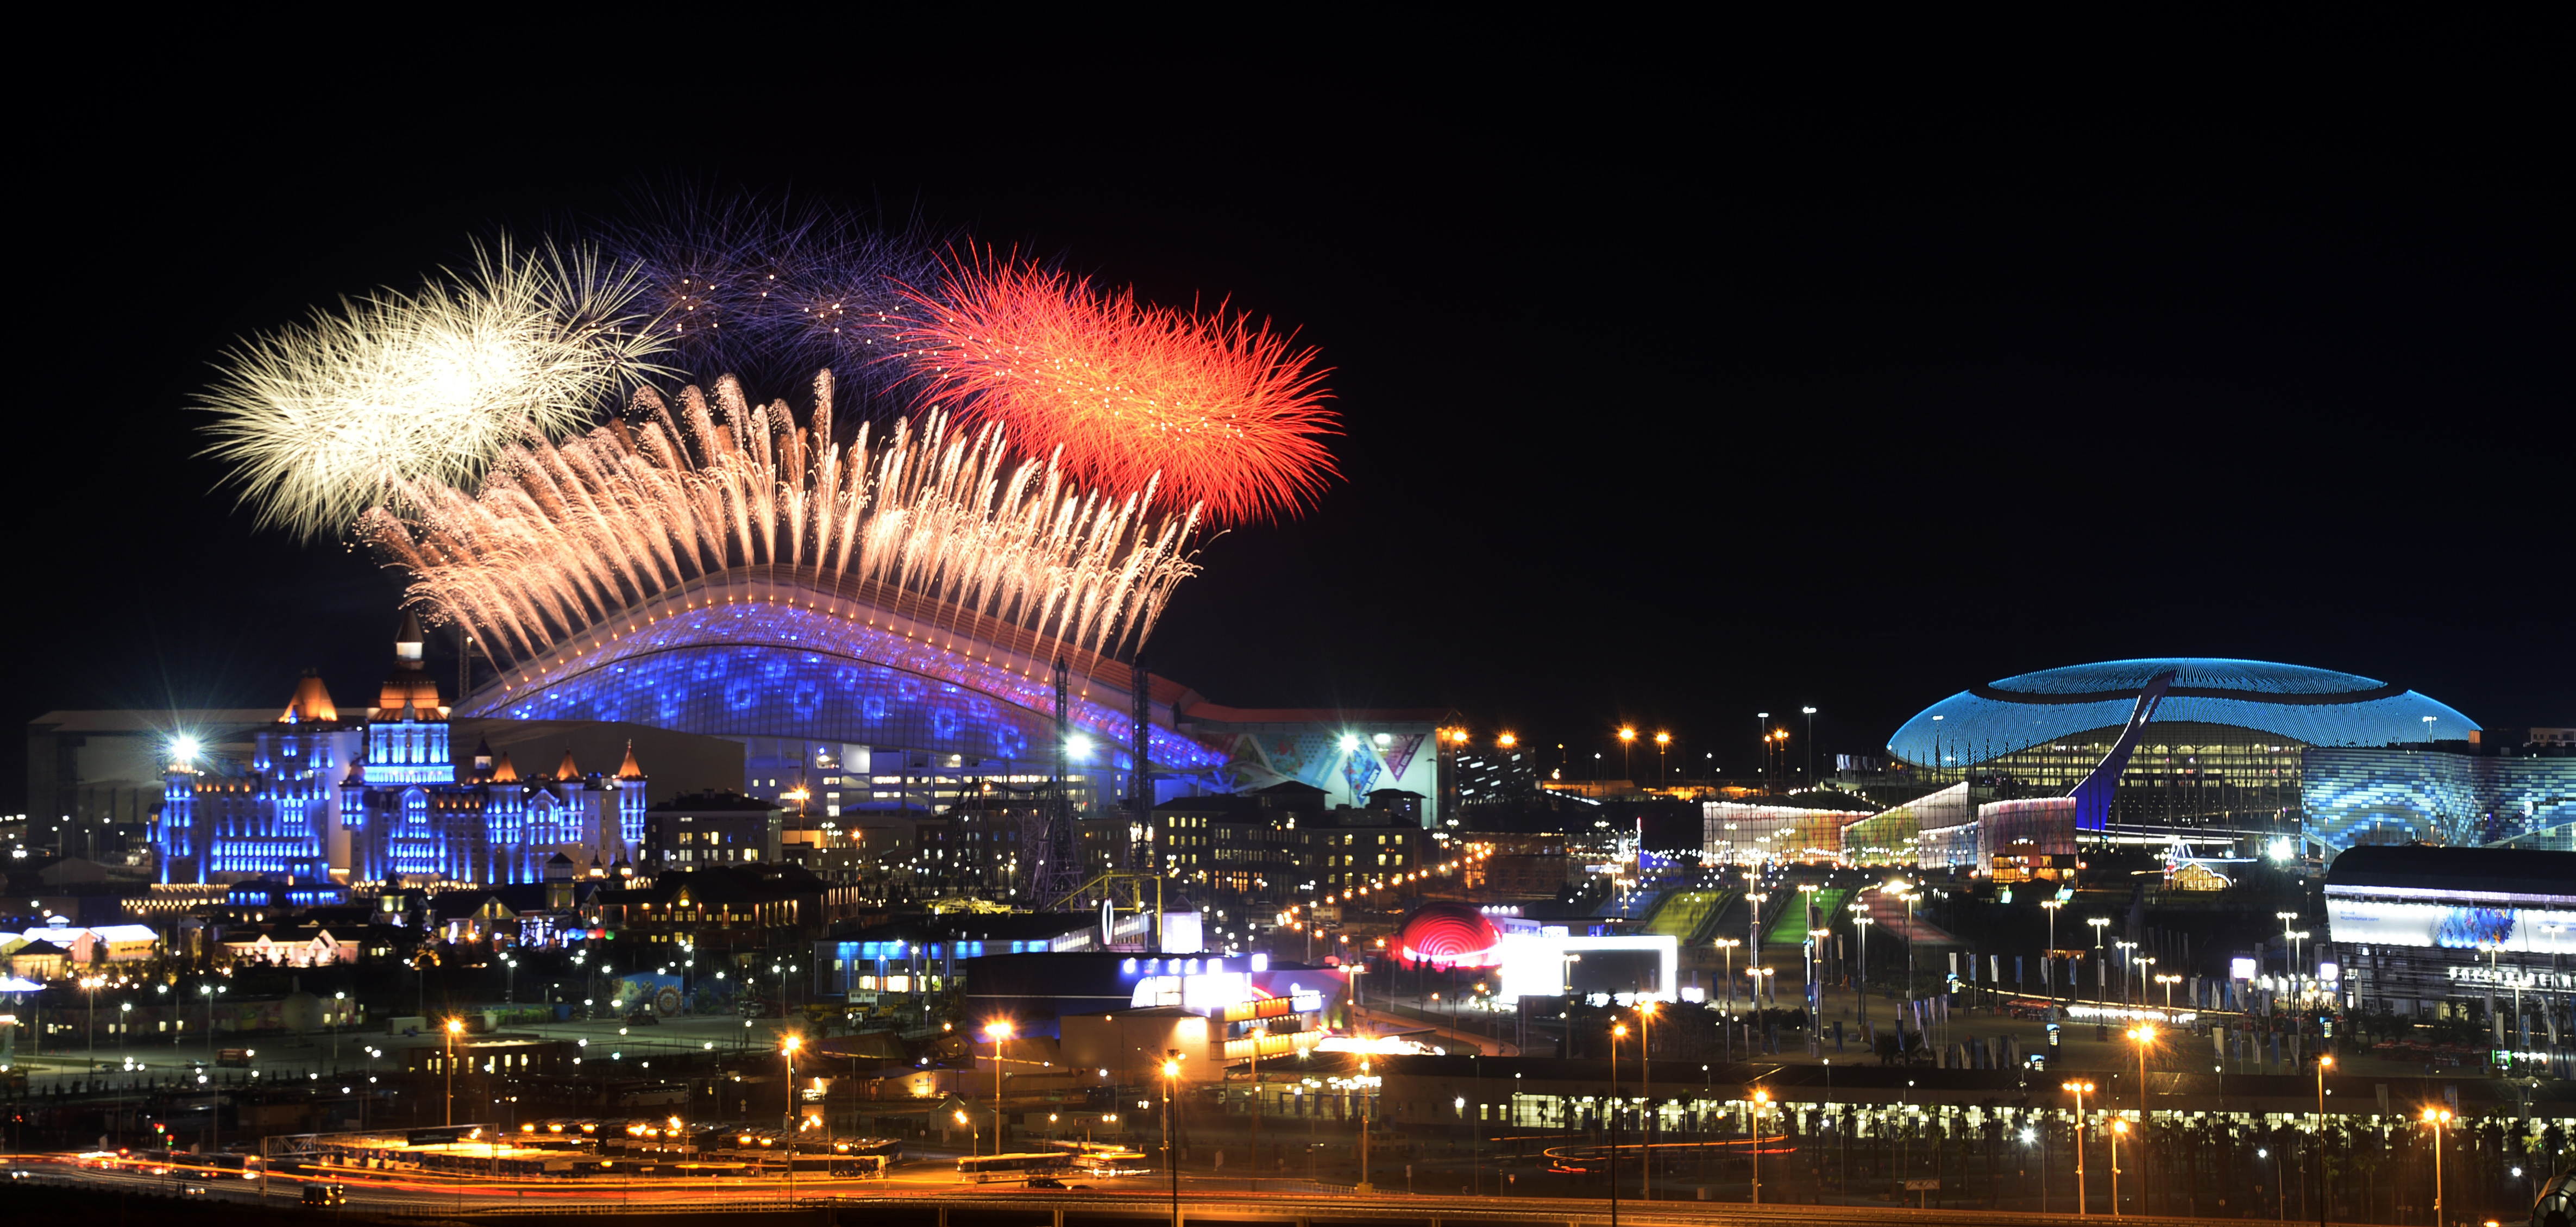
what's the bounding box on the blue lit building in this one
[155,615,649,887]
[1881,658,2561,856]
[455,573,1232,818]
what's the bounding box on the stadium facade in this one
[1704,658,2572,875]
[456,573,1453,827]
[1882,657,2573,860]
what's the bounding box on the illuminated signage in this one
[2445,965,2576,990]
[2065,1003,2199,1025]
[1223,992,1324,1023]
[1491,934,1680,1001]
[2324,896,2576,951]
[2229,957,2258,980]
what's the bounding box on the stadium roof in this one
[1887,657,2479,767]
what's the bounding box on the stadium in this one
[1880,657,2573,860]
[456,568,1223,815]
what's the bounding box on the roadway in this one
[0,1151,2319,1225]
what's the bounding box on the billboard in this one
[2324,896,2576,951]
[1490,934,1679,1001]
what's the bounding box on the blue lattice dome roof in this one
[1886,657,2480,767]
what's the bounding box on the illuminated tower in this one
[359,611,453,881]
[367,611,453,785]
[615,741,648,859]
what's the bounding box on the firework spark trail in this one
[885,254,1340,523]
[196,239,668,540]
[362,371,1201,673]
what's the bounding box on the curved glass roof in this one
[1887,657,2479,767]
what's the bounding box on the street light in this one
[2314,1054,2333,1227]
[443,1018,464,1126]
[2422,1105,2454,1224]
[1800,707,1817,783]
[1750,1087,1770,1205]
[1636,1000,1656,1200]
[1653,731,1670,786]
[2063,1079,2095,1216]
[781,1035,801,1204]
[2110,1118,2127,1215]
[2041,899,2064,1004]
[1163,1052,1184,1223]
[1714,938,1741,1013]
[1851,906,1875,1018]
[2124,1023,2156,1211]
[984,1020,1014,1157]
[1618,727,1636,782]
[1609,1020,1627,1227]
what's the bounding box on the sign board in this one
[1903,1178,1940,1191]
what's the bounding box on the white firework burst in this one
[196,239,669,539]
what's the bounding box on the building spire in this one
[618,740,646,781]
[394,610,426,668]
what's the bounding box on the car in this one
[180,1184,209,1197]
[1025,1176,1067,1190]
[301,1182,348,1206]
[7,1169,33,1181]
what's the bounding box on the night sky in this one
[12,35,2566,803]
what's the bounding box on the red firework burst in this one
[888,256,1338,522]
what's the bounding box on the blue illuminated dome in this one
[1887,657,2479,767]
[458,573,1227,783]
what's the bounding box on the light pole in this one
[2314,1054,2332,1227]
[2156,974,2182,1012]
[782,1035,801,1204]
[2041,899,2064,1004]
[985,1020,1013,1156]
[444,1018,464,1126]
[2422,1105,2452,1224]
[1635,1000,1655,1200]
[1163,1052,1183,1219]
[2276,911,2299,979]
[1654,731,1670,787]
[83,974,102,1080]
[2126,1023,2156,1213]
[2087,918,2109,998]
[1749,1087,1769,1205]
[2109,1118,2127,1215]
[1618,727,1636,782]
[2063,1079,2094,1216]
[1748,891,1769,984]
[1609,1020,1626,1227]
[1800,707,1817,784]
[1714,939,1740,1015]
[1852,909,1874,1019]
[2114,941,2138,1004]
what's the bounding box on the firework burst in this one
[196,239,666,539]
[592,192,950,400]
[887,255,1338,522]
[362,371,1200,670]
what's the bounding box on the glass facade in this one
[1962,721,2305,835]
[2302,746,2576,853]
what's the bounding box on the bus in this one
[1069,1147,1148,1177]
[956,1152,1075,1184]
